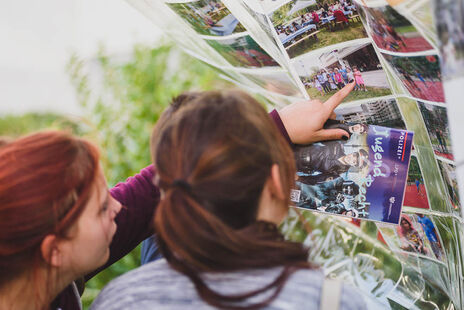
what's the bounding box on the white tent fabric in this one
[287,0,317,16]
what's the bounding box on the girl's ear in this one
[40,235,62,267]
[269,164,285,201]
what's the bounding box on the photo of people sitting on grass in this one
[436,0,464,78]
[404,155,430,209]
[295,43,392,101]
[362,4,433,52]
[334,98,406,129]
[167,0,245,36]
[269,0,367,58]
[437,160,461,211]
[417,101,453,160]
[206,35,279,68]
[383,54,445,102]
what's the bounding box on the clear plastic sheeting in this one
[126,0,464,308]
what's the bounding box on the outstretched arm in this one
[276,81,355,145]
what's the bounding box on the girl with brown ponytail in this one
[92,88,365,310]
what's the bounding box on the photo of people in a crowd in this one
[382,54,445,102]
[295,43,391,101]
[334,98,406,129]
[362,4,433,52]
[292,124,412,223]
[417,101,453,160]
[435,0,464,78]
[269,0,366,58]
[241,71,303,97]
[206,35,279,68]
[167,0,246,36]
[404,155,429,209]
[437,160,461,211]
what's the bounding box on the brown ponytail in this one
[153,90,314,309]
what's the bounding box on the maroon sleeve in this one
[269,109,294,147]
[85,165,160,280]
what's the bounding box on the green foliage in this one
[67,43,229,187]
[0,113,84,138]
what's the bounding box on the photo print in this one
[291,125,413,224]
[335,98,406,129]
[397,214,444,261]
[362,4,433,52]
[403,155,429,209]
[241,70,303,97]
[205,35,279,68]
[269,0,366,58]
[167,0,246,36]
[437,160,461,211]
[435,0,464,78]
[417,101,453,160]
[294,42,392,101]
[382,54,445,102]
[378,214,445,262]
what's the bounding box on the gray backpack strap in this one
[320,278,343,310]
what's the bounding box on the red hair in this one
[0,131,100,287]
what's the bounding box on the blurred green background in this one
[0,43,231,308]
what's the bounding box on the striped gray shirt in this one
[91,259,366,310]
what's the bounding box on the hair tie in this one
[171,179,192,192]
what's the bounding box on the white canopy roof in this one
[287,0,317,16]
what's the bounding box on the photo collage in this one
[159,0,459,272]
[165,0,307,98]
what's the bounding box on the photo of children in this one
[362,5,433,52]
[269,0,367,58]
[404,155,430,209]
[437,160,461,211]
[335,98,407,129]
[397,215,427,254]
[292,125,413,224]
[435,0,464,78]
[295,43,392,101]
[397,214,443,261]
[382,54,445,102]
[417,101,453,160]
[205,35,279,68]
[241,71,303,97]
[167,0,245,36]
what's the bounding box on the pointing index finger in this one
[323,81,356,115]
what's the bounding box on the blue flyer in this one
[291,124,414,224]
